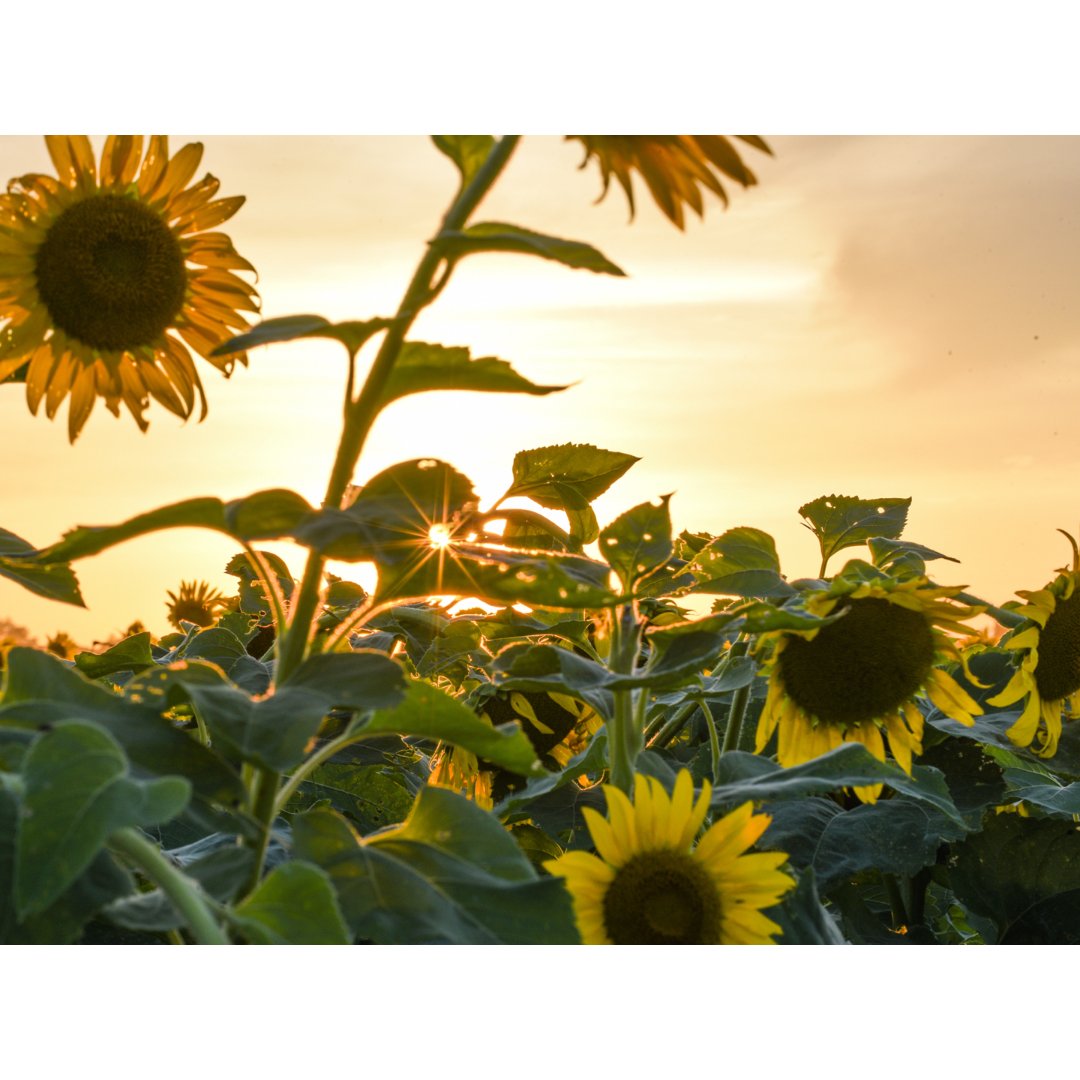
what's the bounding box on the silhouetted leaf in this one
[432,135,495,186]
[599,496,673,592]
[799,495,911,570]
[441,221,625,276]
[216,314,391,356]
[507,444,639,509]
[0,527,84,606]
[683,526,795,599]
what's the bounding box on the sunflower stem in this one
[109,827,228,946]
[720,685,751,756]
[608,602,643,793]
[883,873,909,930]
[647,700,699,748]
[245,136,523,891]
[701,698,722,784]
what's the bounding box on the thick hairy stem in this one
[607,603,643,793]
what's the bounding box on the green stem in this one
[647,700,698,748]
[883,873,909,930]
[109,827,228,946]
[241,136,524,894]
[701,698,722,784]
[608,603,643,793]
[242,766,281,895]
[274,135,522,687]
[720,684,751,755]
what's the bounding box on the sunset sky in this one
[2,134,1078,644]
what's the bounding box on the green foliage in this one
[380,342,567,405]
[681,526,795,599]
[440,222,626,276]
[600,496,673,592]
[432,135,496,187]
[798,494,911,572]
[15,722,189,916]
[0,526,84,607]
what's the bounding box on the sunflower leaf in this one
[14,722,190,917]
[359,681,542,778]
[798,495,912,572]
[599,496,674,592]
[431,135,495,186]
[231,860,350,945]
[215,314,392,357]
[682,526,795,599]
[440,222,626,276]
[0,527,84,607]
[74,632,154,680]
[507,444,640,510]
[379,342,567,406]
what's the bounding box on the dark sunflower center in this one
[778,596,936,728]
[1032,591,1080,702]
[602,850,721,945]
[34,194,186,351]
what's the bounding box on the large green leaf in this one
[798,495,911,571]
[231,860,350,944]
[0,649,245,805]
[761,794,965,891]
[432,135,496,186]
[682,526,795,599]
[711,745,966,826]
[15,723,190,916]
[1,781,134,945]
[286,763,418,834]
[294,798,578,944]
[380,342,566,405]
[440,222,625,276]
[1000,768,1080,817]
[0,527,84,606]
[599,496,673,592]
[293,458,477,564]
[180,651,404,772]
[377,540,619,609]
[950,812,1080,944]
[507,443,639,510]
[216,314,392,357]
[361,681,541,778]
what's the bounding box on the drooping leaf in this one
[868,537,959,569]
[798,495,911,571]
[432,135,496,186]
[231,860,350,945]
[683,526,795,599]
[29,489,313,565]
[599,496,673,592]
[15,723,190,916]
[507,444,639,510]
[440,221,626,276]
[1000,769,1080,818]
[360,681,542,778]
[0,527,84,606]
[215,314,392,357]
[380,342,567,405]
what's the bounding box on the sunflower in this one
[0,135,257,441]
[166,579,227,630]
[545,770,792,945]
[986,532,1080,758]
[566,135,771,229]
[755,573,983,802]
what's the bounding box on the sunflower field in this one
[3,133,1080,947]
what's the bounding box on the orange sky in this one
[2,135,1079,645]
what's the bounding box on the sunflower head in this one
[755,568,983,801]
[44,631,79,660]
[987,530,1080,758]
[166,579,227,630]
[0,135,257,441]
[567,135,771,229]
[545,770,793,945]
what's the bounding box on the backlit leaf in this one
[441,221,625,276]
[508,444,639,509]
